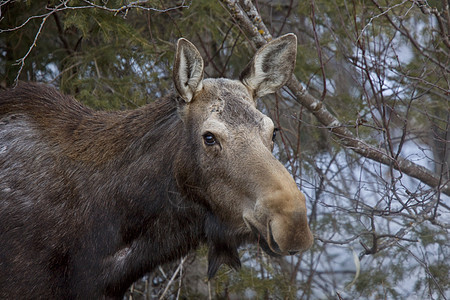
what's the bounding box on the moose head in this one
[171,34,313,275]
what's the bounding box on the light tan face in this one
[183,79,313,255]
[173,34,313,256]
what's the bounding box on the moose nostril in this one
[288,250,299,255]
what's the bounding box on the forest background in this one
[1,0,449,299]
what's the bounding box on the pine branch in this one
[3,0,190,84]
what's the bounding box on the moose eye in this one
[272,128,279,142]
[203,132,217,146]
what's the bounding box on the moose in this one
[0,34,313,299]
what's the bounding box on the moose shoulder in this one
[0,34,313,299]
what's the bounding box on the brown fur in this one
[0,35,313,299]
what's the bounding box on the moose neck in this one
[89,95,207,244]
[71,95,217,295]
[85,95,243,295]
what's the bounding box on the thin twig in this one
[159,256,186,299]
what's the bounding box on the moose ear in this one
[173,38,204,102]
[240,33,297,98]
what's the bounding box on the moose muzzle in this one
[243,166,314,256]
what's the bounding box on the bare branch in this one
[414,0,450,49]
[78,0,190,15]
[371,0,450,73]
[219,0,450,196]
[396,243,448,299]
[159,256,187,300]
[11,3,62,85]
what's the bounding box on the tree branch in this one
[2,0,190,84]
[219,0,450,196]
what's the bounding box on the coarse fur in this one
[0,34,313,299]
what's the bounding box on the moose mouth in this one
[247,222,282,258]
